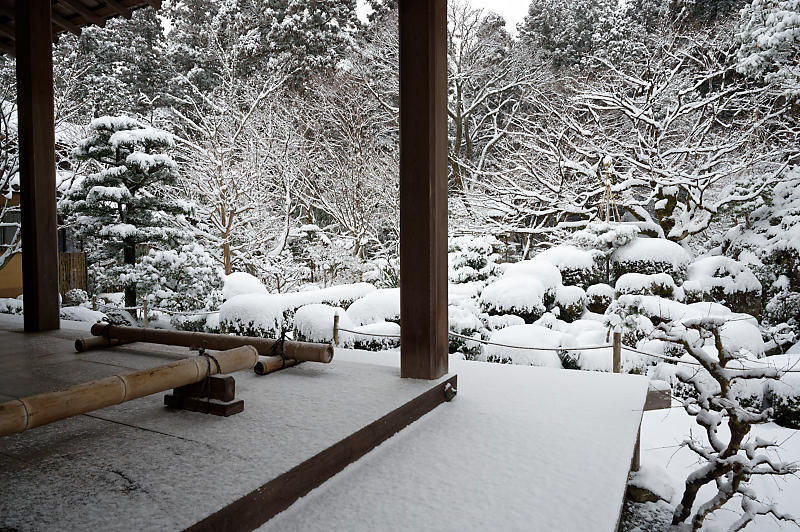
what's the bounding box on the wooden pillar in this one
[16,0,60,331]
[399,0,448,379]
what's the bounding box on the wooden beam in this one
[15,0,60,331]
[103,0,132,19]
[57,0,105,27]
[143,0,161,9]
[51,12,82,36]
[398,0,448,380]
[186,375,457,531]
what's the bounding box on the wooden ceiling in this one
[0,0,162,56]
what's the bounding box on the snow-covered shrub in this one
[448,303,485,359]
[223,272,268,300]
[554,285,586,323]
[62,288,88,307]
[481,324,565,367]
[684,256,762,317]
[293,304,351,346]
[533,245,599,288]
[479,276,547,323]
[615,273,677,299]
[768,364,800,428]
[60,306,106,323]
[362,257,399,289]
[503,260,562,307]
[346,288,400,326]
[277,283,377,316]
[448,235,502,284]
[485,314,526,330]
[0,297,23,314]
[132,243,224,330]
[764,285,800,332]
[352,322,401,351]
[610,237,691,282]
[573,221,640,282]
[586,283,614,313]
[219,294,286,338]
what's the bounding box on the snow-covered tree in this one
[0,64,19,271]
[132,242,223,327]
[737,0,800,100]
[61,117,191,309]
[263,0,360,89]
[651,317,799,530]
[518,0,616,69]
[170,68,293,275]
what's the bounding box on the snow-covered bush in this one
[62,288,89,307]
[293,304,350,345]
[481,324,565,367]
[502,260,562,307]
[346,288,400,326]
[0,297,24,314]
[554,285,586,323]
[219,294,286,338]
[586,283,614,313]
[610,237,691,282]
[479,276,547,323]
[351,322,401,351]
[448,235,502,284]
[573,221,640,282]
[615,273,677,299]
[448,303,486,359]
[533,245,599,288]
[277,283,377,316]
[132,243,224,330]
[764,284,800,332]
[684,256,761,317]
[223,272,268,300]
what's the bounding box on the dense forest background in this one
[0,0,798,300]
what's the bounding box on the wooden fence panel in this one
[58,252,87,294]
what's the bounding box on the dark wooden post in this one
[399,0,448,379]
[16,0,60,331]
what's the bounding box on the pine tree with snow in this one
[263,0,360,89]
[61,116,191,309]
[737,0,800,100]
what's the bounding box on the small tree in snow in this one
[132,242,223,328]
[651,317,799,530]
[61,116,190,309]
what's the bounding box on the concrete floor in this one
[0,314,447,530]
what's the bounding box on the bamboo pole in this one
[333,314,340,347]
[86,323,334,363]
[74,336,132,352]
[254,355,298,376]
[0,346,258,438]
[613,331,621,374]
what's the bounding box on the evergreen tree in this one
[263,0,360,89]
[737,0,800,100]
[61,7,170,117]
[61,117,191,308]
[518,0,616,69]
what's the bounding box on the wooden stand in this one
[164,375,244,417]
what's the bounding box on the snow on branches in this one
[649,317,799,530]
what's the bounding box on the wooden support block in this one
[164,395,244,417]
[172,376,236,402]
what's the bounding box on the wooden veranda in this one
[2,0,448,381]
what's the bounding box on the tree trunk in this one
[123,240,136,309]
